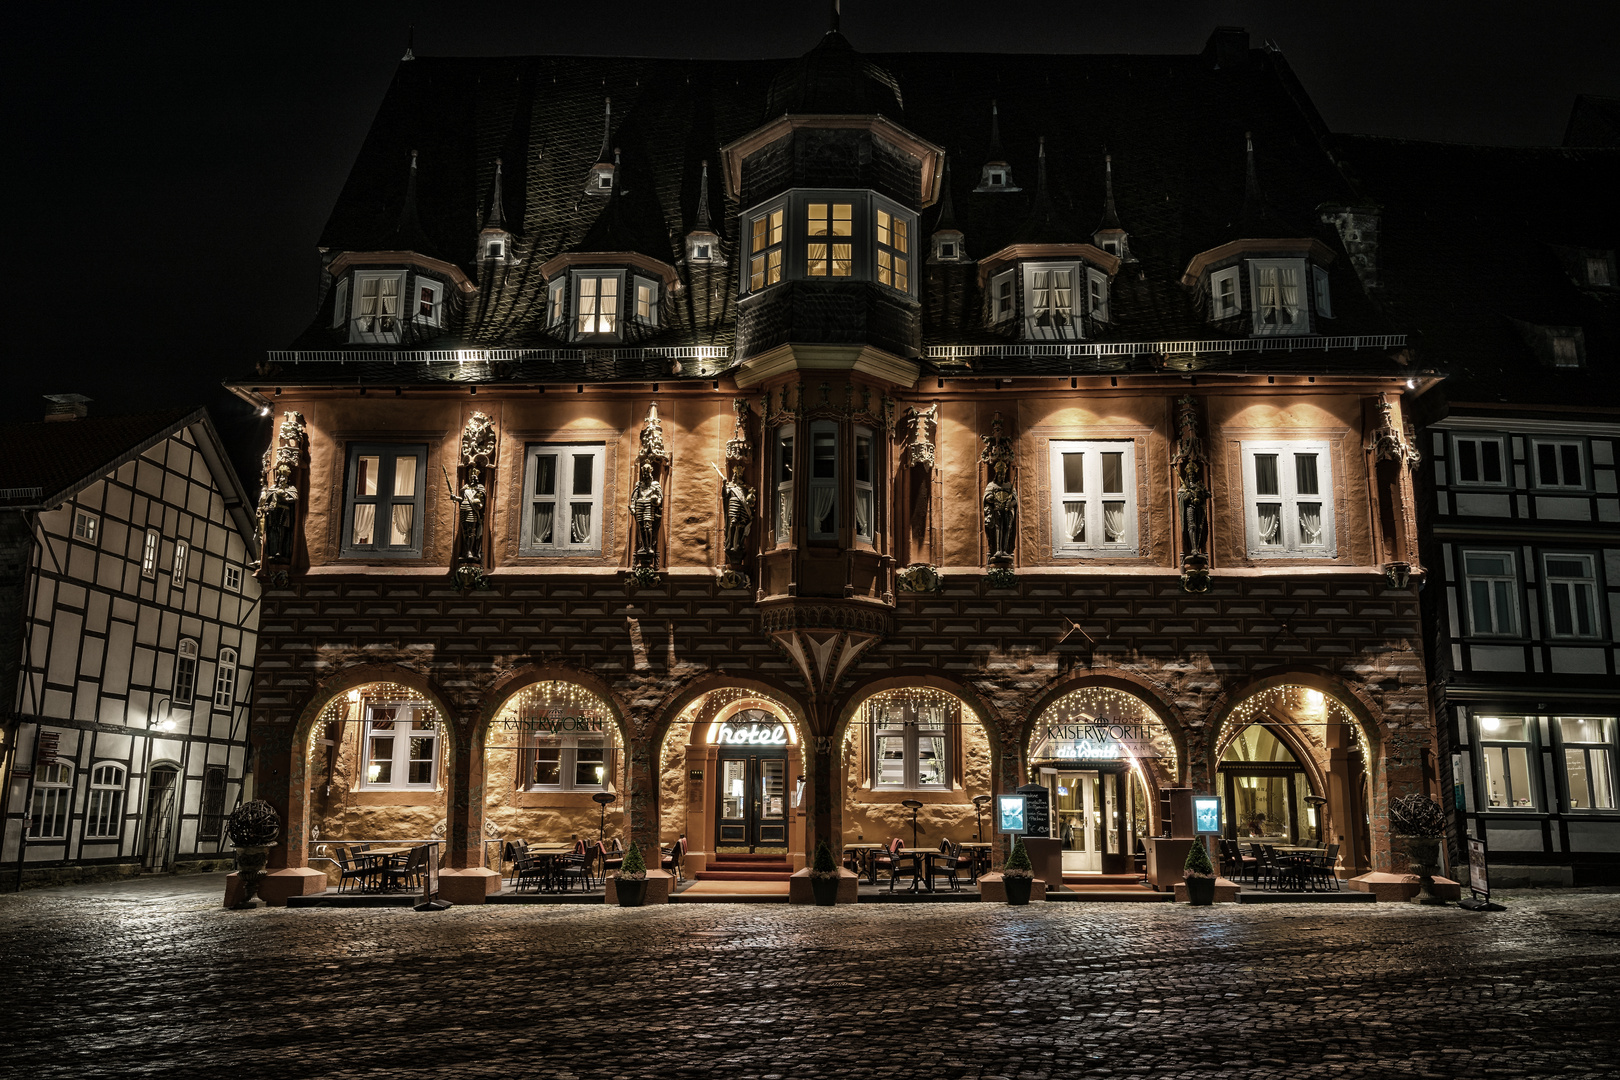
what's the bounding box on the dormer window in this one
[488,240,504,259]
[547,279,565,329]
[1587,253,1614,287]
[749,207,785,290]
[1312,265,1333,319]
[1553,335,1582,368]
[990,270,1015,323]
[415,278,443,328]
[1023,262,1080,340]
[1211,266,1241,320]
[1086,268,1110,323]
[634,277,659,327]
[332,278,349,329]
[693,241,712,261]
[1101,239,1119,255]
[574,272,622,338]
[975,163,1019,192]
[987,169,1006,187]
[587,163,615,195]
[937,239,959,260]
[350,271,404,344]
[806,202,853,277]
[1249,259,1308,336]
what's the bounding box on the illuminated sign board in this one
[715,720,789,746]
[499,708,607,734]
[1193,795,1221,834]
[1033,719,1163,761]
[996,795,1028,835]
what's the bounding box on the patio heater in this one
[592,791,617,843]
[1303,795,1327,841]
[972,795,992,841]
[902,799,924,848]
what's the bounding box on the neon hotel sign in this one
[715,720,789,746]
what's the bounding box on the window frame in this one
[773,425,795,546]
[1450,433,1509,488]
[852,425,876,546]
[1240,440,1337,558]
[572,270,626,341]
[171,538,189,587]
[519,443,606,557]
[349,270,406,344]
[1211,265,1241,320]
[140,529,160,579]
[1312,264,1333,319]
[358,701,440,791]
[1086,267,1110,323]
[73,511,98,544]
[870,701,952,791]
[199,766,227,842]
[521,731,616,792]
[85,763,125,840]
[414,276,444,328]
[805,199,855,279]
[873,198,915,297]
[1476,715,1542,812]
[746,200,787,294]
[547,278,566,329]
[1459,548,1522,638]
[27,760,72,839]
[1541,551,1603,640]
[224,564,242,593]
[806,420,840,543]
[1248,258,1309,336]
[332,277,349,330]
[1553,716,1618,814]
[173,638,198,705]
[213,647,238,710]
[1022,261,1081,340]
[1048,440,1139,557]
[633,276,660,327]
[989,269,1016,324]
[1529,438,1588,491]
[340,443,428,560]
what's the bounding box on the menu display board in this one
[1016,783,1051,839]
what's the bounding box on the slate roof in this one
[1332,135,1620,410]
[0,408,199,507]
[269,30,1406,387]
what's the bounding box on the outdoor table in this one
[898,849,939,892]
[842,843,884,884]
[958,842,993,882]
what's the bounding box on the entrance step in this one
[1235,889,1376,904]
[1062,873,1146,886]
[694,870,794,882]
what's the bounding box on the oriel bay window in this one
[750,206,785,290]
[342,444,427,558]
[521,444,604,555]
[773,426,794,544]
[1050,441,1137,556]
[361,702,439,790]
[807,201,853,277]
[1242,441,1335,557]
[808,421,838,541]
[875,209,908,292]
[740,191,918,296]
[1478,715,1539,811]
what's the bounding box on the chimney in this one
[43,394,91,421]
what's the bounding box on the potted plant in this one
[615,842,648,907]
[226,800,280,909]
[1389,792,1448,906]
[1002,837,1034,905]
[1183,837,1217,906]
[809,840,841,906]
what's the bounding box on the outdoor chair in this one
[380,845,428,892]
[335,846,377,894]
[602,838,623,877]
[1310,844,1342,891]
[556,850,593,892]
[927,839,971,892]
[660,838,686,883]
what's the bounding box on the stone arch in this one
[279,663,461,871]
[1019,671,1193,783]
[829,671,1006,855]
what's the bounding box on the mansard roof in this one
[1335,135,1620,409]
[284,35,1400,383]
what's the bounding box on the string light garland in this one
[1215,684,1369,762]
[1026,686,1180,778]
[308,681,442,752]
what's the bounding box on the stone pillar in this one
[626,711,659,858]
[809,737,836,854]
[1326,720,1368,875]
[254,723,302,871]
[444,720,481,870]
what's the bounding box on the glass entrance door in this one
[716,752,788,851]
[1047,769,1105,872]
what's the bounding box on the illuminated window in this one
[1556,717,1616,812]
[1249,258,1308,335]
[1049,441,1138,556]
[870,696,952,790]
[634,277,659,325]
[85,764,125,839]
[1477,715,1539,811]
[173,639,198,705]
[141,529,160,578]
[520,444,604,555]
[749,206,785,291]
[806,202,853,277]
[1241,441,1335,557]
[573,273,622,338]
[876,209,909,293]
[361,702,439,789]
[989,270,1015,324]
[547,278,566,328]
[73,511,98,543]
[1087,267,1110,322]
[171,538,188,586]
[524,732,615,791]
[341,444,427,558]
[332,278,349,329]
[28,760,71,839]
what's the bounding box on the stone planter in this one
[231,845,274,909]
[1184,874,1217,907]
[616,877,648,907]
[810,876,840,907]
[1003,874,1033,906]
[1404,836,1446,906]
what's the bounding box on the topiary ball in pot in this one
[225,800,280,909]
[809,840,841,906]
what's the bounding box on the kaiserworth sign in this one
[1032,719,1164,761]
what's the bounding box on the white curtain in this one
[811,484,836,534]
[1051,269,1073,319]
[1258,267,1278,324]
[532,504,554,545]
[1298,505,1323,546]
[1257,504,1281,546]
[777,491,793,538]
[390,504,414,546]
[393,458,417,497]
[854,490,870,537]
[352,503,376,546]
[1279,266,1300,325]
[1063,500,1084,543]
[1103,505,1126,544]
[571,504,592,544]
[577,277,598,334]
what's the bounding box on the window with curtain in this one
[173,638,198,705]
[853,426,875,544]
[522,731,618,791]
[350,272,405,343]
[875,208,909,293]
[360,702,439,789]
[214,648,238,709]
[574,273,622,338]
[521,444,604,555]
[806,202,853,277]
[1248,259,1308,335]
[870,697,952,790]
[1542,552,1601,639]
[1478,715,1539,811]
[808,422,838,541]
[1023,262,1079,340]
[749,205,785,291]
[1451,434,1508,487]
[28,761,72,839]
[774,427,795,545]
[1461,550,1521,637]
[1556,716,1616,812]
[1242,441,1335,557]
[85,764,125,839]
[634,277,659,325]
[342,444,427,558]
[1049,441,1137,556]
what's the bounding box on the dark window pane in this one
[1538,444,1557,485]
[1062,452,1084,494]
[1457,440,1479,483]
[534,455,556,496]
[1561,444,1581,485]
[572,454,594,496]
[1254,454,1279,496]
[1295,454,1319,495]
[1481,441,1503,483]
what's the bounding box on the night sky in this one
[7,1,1618,473]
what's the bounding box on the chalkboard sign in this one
[1016,783,1052,839]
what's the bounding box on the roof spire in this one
[402,25,415,62]
[990,99,1003,155]
[1099,151,1122,231]
[694,159,713,232]
[484,157,507,231]
[934,155,958,232]
[596,98,613,165]
[1036,135,1047,194]
[829,0,840,33]
[1244,131,1260,203]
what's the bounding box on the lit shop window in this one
[1556,717,1617,812]
[1478,715,1539,811]
[523,733,615,791]
[869,692,952,790]
[361,703,439,790]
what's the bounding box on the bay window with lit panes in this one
[739,191,917,297]
[767,416,883,549]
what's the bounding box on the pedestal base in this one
[605,870,672,905]
[978,873,1046,903]
[225,867,327,908]
[1347,872,1462,903]
[789,867,859,904]
[439,867,502,906]
[1173,876,1241,903]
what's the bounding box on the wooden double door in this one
[715,750,789,851]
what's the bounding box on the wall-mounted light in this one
[258,406,271,417]
[1406,378,1416,390]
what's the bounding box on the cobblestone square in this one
[2,876,1618,1079]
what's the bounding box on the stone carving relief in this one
[255,410,307,579]
[629,403,667,588]
[1171,396,1211,593]
[899,403,938,470]
[448,412,496,591]
[980,412,1017,584]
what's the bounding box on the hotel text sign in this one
[1037,719,1163,761]
[500,711,607,734]
[716,721,788,746]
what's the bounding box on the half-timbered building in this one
[0,402,262,886]
[228,23,1443,905]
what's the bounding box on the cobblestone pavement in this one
[3,876,1618,1080]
